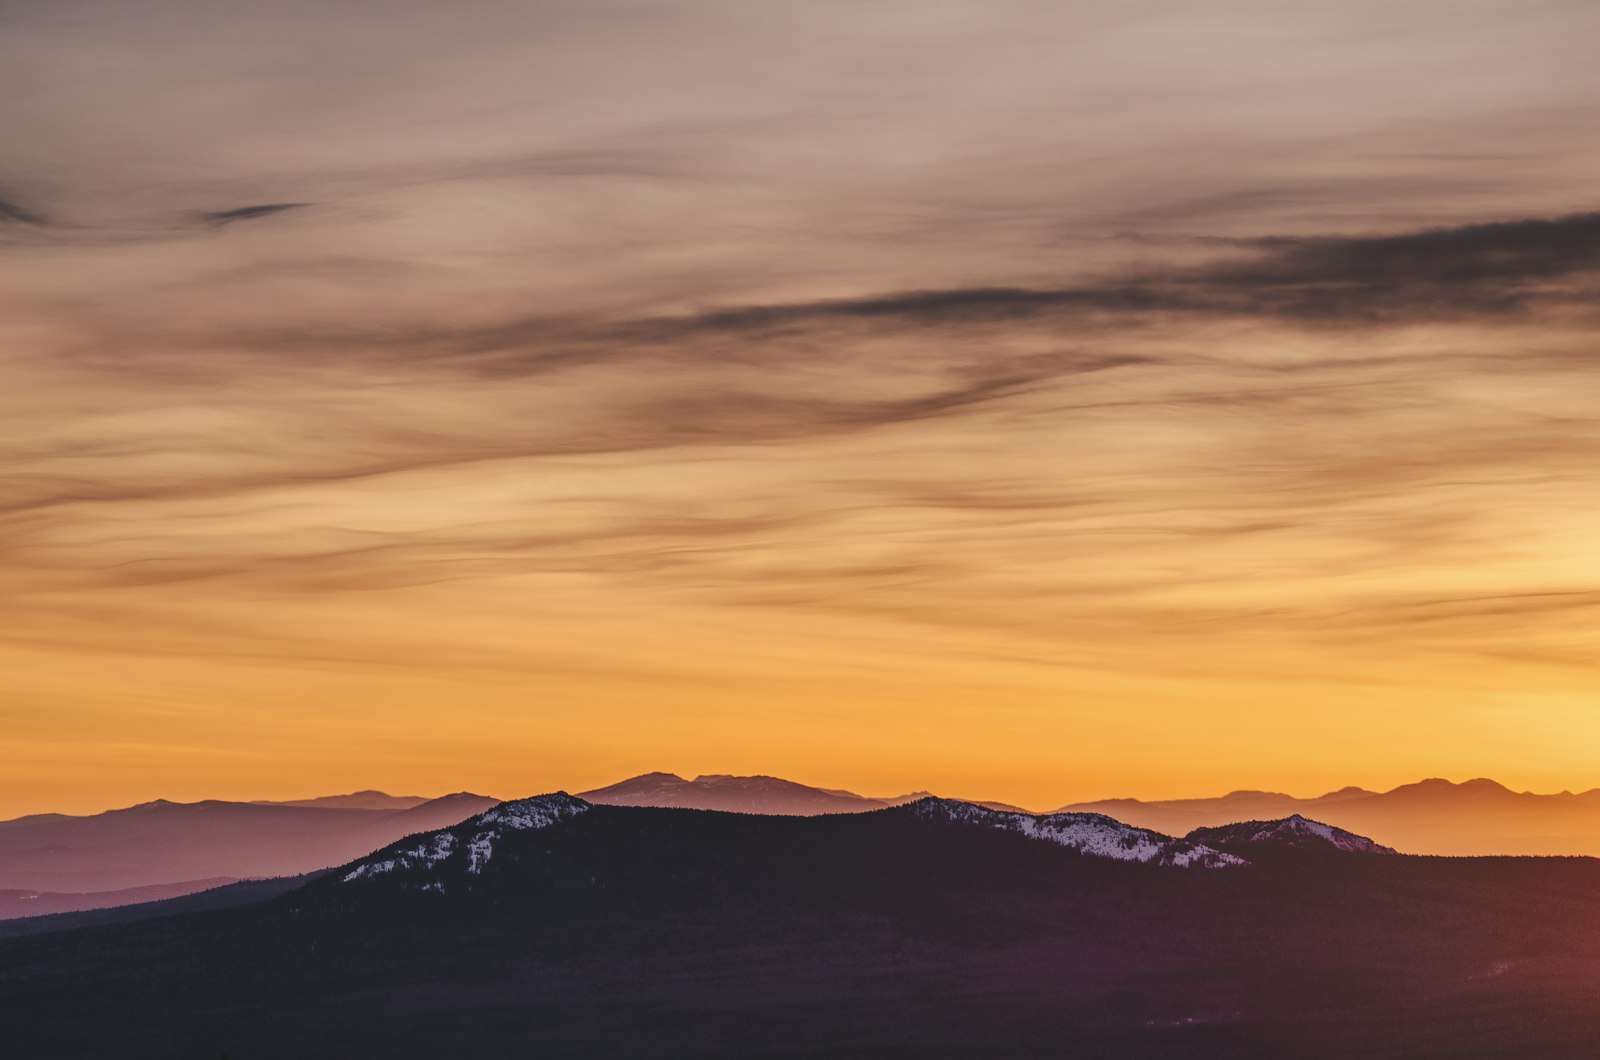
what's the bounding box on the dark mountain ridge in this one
[8,768,1600,927]
[1187,814,1399,857]
[4,796,1600,1057]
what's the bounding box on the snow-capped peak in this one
[908,797,1246,868]
[1185,815,1396,855]
[340,792,589,885]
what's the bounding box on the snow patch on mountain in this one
[1186,814,1396,855]
[340,793,589,884]
[340,832,457,882]
[461,793,589,872]
[910,798,1246,868]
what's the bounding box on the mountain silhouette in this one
[248,790,433,811]
[578,772,922,814]
[4,797,1600,1057]
[1062,776,1600,855]
[11,770,1599,923]
[1187,814,1399,857]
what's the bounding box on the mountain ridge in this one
[577,771,1022,816]
[6,796,1600,1058]
[330,793,1261,893]
[9,769,1600,914]
[1061,776,1600,855]
[577,772,915,815]
[1187,815,1399,856]
[250,790,434,811]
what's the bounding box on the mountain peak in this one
[907,798,1246,868]
[1410,777,1507,790]
[1391,777,1514,800]
[1317,785,1376,800]
[579,772,689,797]
[340,793,590,888]
[250,790,438,811]
[579,772,887,815]
[1187,815,1397,855]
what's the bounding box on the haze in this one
[4,0,1599,817]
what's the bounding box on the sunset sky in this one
[4,0,1599,817]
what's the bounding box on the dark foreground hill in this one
[4,796,1600,1059]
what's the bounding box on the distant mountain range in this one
[576,771,930,814]
[0,791,497,915]
[248,790,434,811]
[0,876,241,921]
[1059,777,1600,856]
[5,794,1600,1058]
[579,772,1600,856]
[578,771,1026,814]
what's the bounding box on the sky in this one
[3,0,1599,817]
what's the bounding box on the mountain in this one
[335,794,1243,893]
[339,792,594,885]
[578,771,921,815]
[1187,815,1398,857]
[578,772,1024,817]
[1060,786,1380,834]
[908,798,1245,867]
[250,790,432,811]
[0,792,499,900]
[580,772,1600,854]
[7,796,1600,1058]
[15,767,1600,909]
[1061,777,1600,856]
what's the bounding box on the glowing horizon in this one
[4,0,1600,820]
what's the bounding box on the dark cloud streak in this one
[0,196,45,225]
[197,203,311,227]
[1226,212,1600,284]
[652,210,1600,334]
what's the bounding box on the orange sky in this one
[3,1,1600,819]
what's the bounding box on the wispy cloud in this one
[4,0,1600,809]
